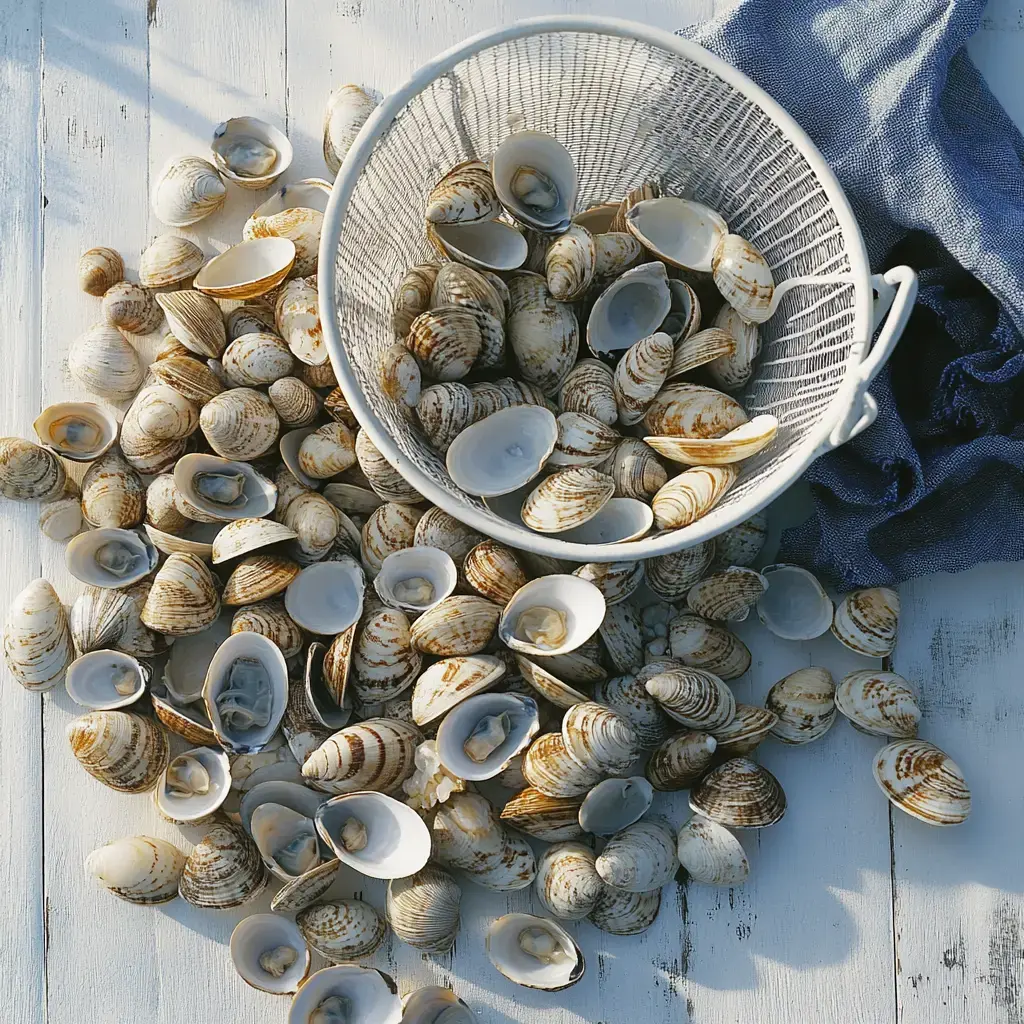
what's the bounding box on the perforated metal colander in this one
[319,16,917,563]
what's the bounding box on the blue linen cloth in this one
[685,0,1024,588]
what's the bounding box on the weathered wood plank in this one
[892,565,1024,1024]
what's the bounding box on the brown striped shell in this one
[872,740,970,826]
[644,666,736,730]
[522,732,602,798]
[545,224,596,302]
[221,554,300,606]
[178,822,267,909]
[393,263,440,337]
[645,540,716,601]
[835,670,920,738]
[561,701,639,774]
[558,358,618,426]
[766,667,837,744]
[353,608,421,702]
[425,160,500,225]
[0,437,67,501]
[85,835,185,905]
[231,599,304,658]
[592,672,673,749]
[651,465,737,529]
[500,788,585,843]
[67,710,169,793]
[613,331,675,426]
[645,730,718,791]
[521,467,615,534]
[149,354,225,405]
[643,382,748,438]
[408,595,500,657]
[668,613,751,680]
[78,246,124,295]
[535,841,602,919]
[690,757,787,828]
[832,587,900,657]
[297,900,386,962]
[709,703,778,757]
[589,885,661,935]
[406,306,482,382]
[81,451,146,529]
[301,718,422,795]
[416,382,474,452]
[4,578,74,692]
[687,566,768,622]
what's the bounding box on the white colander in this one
[319,16,918,564]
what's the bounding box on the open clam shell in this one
[287,966,402,1024]
[872,739,970,826]
[491,131,577,232]
[486,913,585,991]
[535,842,602,920]
[174,453,277,522]
[303,641,352,729]
[240,779,332,880]
[211,115,292,190]
[555,496,654,544]
[194,238,296,300]
[373,546,456,613]
[402,987,473,1024]
[595,816,677,892]
[86,835,185,906]
[230,914,310,995]
[690,757,786,828]
[244,178,332,277]
[315,790,432,878]
[411,654,506,726]
[212,517,297,563]
[430,220,528,272]
[65,649,148,710]
[284,558,364,635]
[33,402,118,463]
[835,670,920,738]
[766,667,836,745]
[66,528,158,590]
[676,815,749,885]
[499,574,605,658]
[624,197,728,272]
[646,414,779,466]
[587,261,672,357]
[578,776,653,836]
[435,692,540,781]
[832,586,900,657]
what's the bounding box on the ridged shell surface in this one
[690,757,786,828]
[353,608,422,702]
[835,670,920,738]
[559,359,617,427]
[548,411,619,469]
[711,233,775,324]
[355,430,424,505]
[676,816,749,885]
[152,156,226,226]
[595,816,677,892]
[178,821,267,909]
[500,787,585,843]
[85,835,186,904]
[222,554,300,606]
[81,452,145,529]
[269,376,320,428]
[522,732,602,797]
[573,561,644,606]
[149,355,225,405]
[707,304,761,390]
[426,159,501,224]
[643,383,748,438]
[603,438,668,501]
[200,388,280,462]
[231,599,304,658]
[393,263,440,337]
[297,900,386,962]
[669,613,751,680]
[521,468,614,533]
[276,276,326,366]
[614,332,674,425]
[832,587,900,657]
[223,332,294,387]
[69,324,145,401]
[561,701,640,774]
[78,246,124,295]
[589,885,661,935]
[139,233,205,288]
[872,739,970,826]
[709,703,778,757]
[69,587,133,654]
[766,667,836,744]
[507,272,579,396]
[141,552,221,636]
[301,718,422,794]
[544,225,596,302]
[323,84,378,175]
[535,842,602,919]
[409,595,500,656]
[4,578,74,691]
[411,654,505,725]
[155,291,227,359]
[406,307,481,382]
[651,465,737,529]
[645,730,718,790]
[598,599,644,673]
[386,866,461,952]
[644,667,736,730]
[592,673,672,749]
[67,710,169,793]
[360,502,422,574]
[687,566,767,622]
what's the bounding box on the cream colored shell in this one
[3,578,74,691]
[69,323,145,401]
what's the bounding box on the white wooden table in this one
[2,2,1022,1022]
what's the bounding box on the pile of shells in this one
[0,89,969,1022]
[383,133,786,548]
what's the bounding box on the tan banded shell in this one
[603,437,668,501]
[360,502,422,574]
[687,566,768,622]
[270,859,343,914]
[425,159,500,224]
[711,233,775,324]
[500,788,585,843]
[67,710,169,793]
[548,411,619,469]
[149,354,225,405]
[297,900,386,962]
[666,327,736,380]
[690,757,786,828]
[410,654,505,725]
[595,816,677,892]
[85,835,185,905]
[651,465,737,529]
[268,376,320,428]
[231,600,304,658]
[709,702,778,756]
[561,701,639,775]
[301,718,422,795]
[832,587,900,657]
[644,667,736,730]
[572,560,644,606]
[416,382,473,452]
[69,324,145,402]
[645,540,715,601]
[507,271,580,397]
[380,342,422,416]
[521,467,614,533]
[393,263,440,337]
[544,224,596,302]
[643,382,748,439]
[200,388,280,462]
[141,552,221,637]
[872,739,970,826]
[593,231,642,277]
[4,578,74,691]
[155,290,227,359]
[222,332,295,387]
[406,306,481,382]
[78,246,124,295]
[101,281,162,334]
[708,304,761,390]
[152,156,226,227]
[592,672,672,749]
[69,587,133,655]
[353,608,421,703]
[668,613,751,680]
[178,822,267,909]
[613,332,674,426]
[559,358,617,427]
[589,885,660,935]
[463,541,528,605]
[598,599,644,674]
[409,595,500,657]
[535,841,602,919]
[430,261,504,319]
[212,517,297,563]
[139,233,205,288]
[355,430,424,505]
[222,554,300,606]
[386,866,461,953]
[81,451,145,529]
[515,656,588,710]
[646,414,778,466]
[766,667,837,744]
[522,732,602,798]
[645,730,718,790]
[0,438,66,502]
[835,670,920,738]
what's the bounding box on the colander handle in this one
[825,264,919,450]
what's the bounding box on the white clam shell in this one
[426,159,500,225]
[712,233,775,324]
[200,387,280,461]
[211,116,292,190]
[535,842,602,920]
[872,739,970,826]
[78,246,124,296]
[411,654,506,726]
[86,835,185,905]
[415,382,473,452]
[149,354,225,406]
[38,500,82,542]
[387,866,462,953]
[463,541,528,605]
[660,279,702,343]
[156,290,227,359]
[101,280,162,334]
[624,198,727,271]
[323,84,378,176]
[152,155,226,227]
[766,666,837,745]
[593,230,642,278]
[69,323,145,401]
[645,729,718,791]
[360,502,422,575]
[756,563,832,640]
[689,757,787,828]
[173,453,277,523]
[276,276,326,366]
[572,560,644,606]
[486,913,584,991]
[492,130,577,232]
[651,466,738,530]
[239,780,331,879]
[591,672,673,749]
[66,528,159,590]
[409,595,500,657]
[614,332,675,426]
[69,587,133,654]
[268,376,320,429]
[380,342,423,418]
[544,224,596,302]
[835,670,920,738]
[598,599,644,673]
[643,382,748,439]
[430,220,528,272]
[244,178,332,277]
[221,331,295,386]
[709,702,778,757]
[595,816,677,892]
[435,692,540,781]
[406,305,481,381]
[155,746,231,823]
[713,512,769,569]
[676,815,749,885]
[141,551,221,636]
[578,777,653,836]
[587,261,671,357]
[139,233,205,289]
[499,574,605,658]
[355,430,425,505]
[548,411,619,469]
[230,914,310,995]
[832,586,900,657]
[284,558,365,635]
[561,700,640,775]
[401,987,473,1024]
[33,402,119,463]
[393,263,441,337]
[373,545,456,613]
[3,578,74,691]
[708,304,761,390]
[0,437,66,502]
[589,885,661,935]
[287,966,401,1024]
[65,649,148,709]
[647,414,779,466]
[554,496,654,544]
[515,655,589,710]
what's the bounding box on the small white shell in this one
[624,198,728,272]
[645,729,718,790]
[77,246,124,296]
[522,732,601,798]
[676,815,749,885]
[85,835,185,905]
[668,613,751,680]
[200,388,280,462]
[34,402,119,464]
[230,914,310,995]
[756,563,833,640]
[65,649,148,709]
[139,233,206,289]
[548,411,619,469]
[535,842,602,920]
[712,233,775,324]
[152,156,226,227]
[689,757,786,829]
[155,746,232,823]
[373,546,456,613]
[386,867,462,953]
[287,966,401,1024]
[69,323,145,401]
[276,276,326,366]
[708,304,761,390]
[499,575,606,658]
[221,329,295,386]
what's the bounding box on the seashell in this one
[595,816,677,892]
[211,116,291,189]
[589,885,661,935]
[494,752,527,790]
[522,731,601,797]
[578,776,654,836]
[463,541,527,606]
[507,271,579,396]
[194,238,296,301]
[360,501,421,574]
[33,402,119,464]
[66,528,159,591]
[149,354,225,405]
[643,382,748,439]
[430,791,504,869]
[713,511,768,568]
[624,198,727,271]
[0,437,66,502]
[521,467,614,533]
[323,482,383,518]
[271,859,343,915]
[231,599,304,659]
[598,599,644,673]
[593,231,642,278]
[405,306,481,382]
[178,821,267,909]
[244,177,331,277]
[78,246,124,295]
[708,304,761,389]
[426,159,501,224]
[645,540,716,601]
[69,323,145,400]
[64,649,148,710]
[200,387,280,462]
[300,639,352,731]
[492,131,577,232]
[155,290,227,359]
[872,739,970,826]
[561,701,639,774]
[139,233,205,288]
[587,261,671,357]
[572,202,619,234]
[766,667,837,745]
[386,866,462,953]
[352,606,421,702]
[373,545,456,614]
[114,581,169,659]
[144,474,188,535]
[644,666,736,731]
[101,280,162,335]
[486,913,584,991]
[393,263,440,337]
[603,437,668,501]
[676,815,749,885]
[302,718,421,795]
[515,655,588,709]
[651,465,738,530]
[592,672,672,748]
[435,692,539,781]
[87,835,186,905]
[544,224,596,302]
[756,563,833,640]
[835,670,921,738]
[687,566,768,621]
[296,423,356,481]
[571,560,643,607]
[668,613,751,680]
[647,414,779,466]
[301,360,338,388]
[430,260,504,320]
[265,377,319,431]
[660,279,702,343]
[429,219,528,273]
[709,703,778,757]
[323,83,377,175]
[80,451,145,529]
[174,453,277,525]
[315,790,432,878]
[155,745,231,823]
[230,914,310,995]
[156,334,191,360]
[646,729,718,791]
[3,578,73,691]
[152,155,226,226]
[129,384,201,443]
[67,710,169,792]
[712,233,775,324]
[559,358,618,426]
[354,429,423,505]
[832,587,900,657]
[409,595,500,656]
[535,842,602,919]
[226,303,276,342]
[613,332,675,426]
[379,342,422,420]
[667,327,739,383]
[297,900,386,963]
[212,516,297,563]
[690,757,786,828]
[141,552,221,636]
[409,513,479,570]
[402,987,474,1024]
[121,427,188,472]
[39,497,84,542]
[499,574,605,661]
[547,411,619,469]
[221,332,294,387]
[275,276,325,366]
[500,787,585,843]
[287,965,402,1024]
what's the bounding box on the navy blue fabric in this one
[684,0,1024,588]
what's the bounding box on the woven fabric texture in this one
[688,0,1024,587]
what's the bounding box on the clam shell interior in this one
[230,913,310,995]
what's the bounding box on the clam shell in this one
[647,414,779,466]
[39,497,84,542]
[687,566,768,622]
[212,517,297,563]
[415,382,473,452]
[835,670,920,738]
[872,740,970,826]
[386,866,462,953]
[485,913,584,991]
[152,156,226,226]
[355,429,424,505]
[430,791,504,870]
[595,816,677,892]
[500,787,585,843]
[644,666,736,730]
[499,574,605,658]
[67,710,169,793]
[229,914,310,995]
[141,552,221,636]
[145,475,189,534]
[676,815,749,885]
[301,718,422,794]
[548,411,619,469]
[690,757,786,828]
[409,595,500,657]
[411,654,505,725]
[380,342,422,418]
[69,587,133,654]
[353,608,421,702]
[668,613,751,680]
[210,116,291,190]
[643,382,748,439]
[231,599,304,658]
[323,84,377,175]
[178,821,267,909]
[577,776,653,836]
[155,290,227,359]
[271,859,343,915]
[297,900,386,963]
[360,502,422,575]
[507,271,579,396]
[613,332,675,426]
[592,672,673,748]
[200,387,280,461]
[65,649,148,710]
[624,197,727,272]
[558,358,617,426]
[561,701,639,774]
[573,203,619,234]
[491,130,576,230]
[712,233,775,324]
[78,246,124,296]
[709,702,778,757]
[430,261,504,319]
[832,587,900,657]
[226,303,276,340]
[69,323,145,401]
[393,263,440,337]
[406,306,482,381]
[708,304,761,389]
[373,545,456,613]
[660,279,702,343]
[464,541,528,605]
[515,655,588,710]
[435,692,539,781]
[646,730,718,790]
[66,528,159,590]
[603,437,668,501]
[522,732,602,797]
[33,402,119,464]
[301,361,337,388]
[287,966,402,1024]
[645,540,716,601]
[426,158,500,224]
[587,261,671,357]
[139,233,205,288]
[129,384,200,442]
[756,563,833,640]
[535,842,601,919]
[593,231,642,278]
[267,376,319,429]
[86,835,185,905]
[3,578,73,691]
[521,467,614,533]
[713,512,768,568]
[81,451,145,529]
[651,465,738,529]
[544,224,595,302]
[149,354,225,405]
[589,885,661,935]
[572,561,644,606]
[243,178,331,277]
[222,332,294,387]
[402,988,473,1024]
[101,281,162,335]
[297,423,356,480]
[323,483,383,518]
[665,326,735,380]
[598,599,644,673]
[766,667,836,744]
[276,276,326,366]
